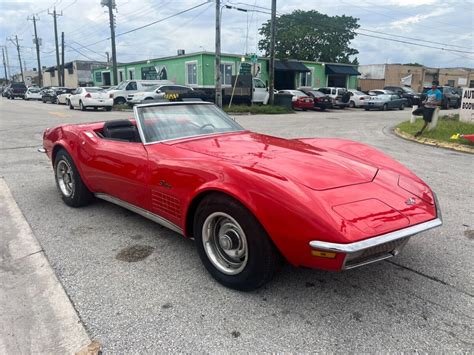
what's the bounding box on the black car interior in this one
[101,120,141,142]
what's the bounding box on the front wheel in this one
[194,194,279,291]
[105,106,112,111]
[399,103,405,110]
[68,100,74,110]
[54,149,93,207]
[382,103,388,111]
[114,97,126,105]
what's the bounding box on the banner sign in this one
[460,88,474,123]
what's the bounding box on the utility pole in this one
[3,45,11,80]
[8,35,24,82]
[61,31,65,86]
[215,0,222,107]
[2,47,8,82]
[28,15,42,87]
[102,0,118,85]
[268,0,276,105]
[49,7,62,86]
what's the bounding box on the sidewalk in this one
[0,177,92,354]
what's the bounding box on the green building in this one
[91,51,359,90]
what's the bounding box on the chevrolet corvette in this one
[40,101,442,291]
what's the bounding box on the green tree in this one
[258,10,359,64]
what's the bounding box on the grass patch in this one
[223,104,293,115]
[396,114,474,147]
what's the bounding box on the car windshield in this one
[289,90,307,97]
[29,88,40,92]
[116,81,128,90]
[85,87,106,92]
[401,87,416,93]
[136,103,245,143]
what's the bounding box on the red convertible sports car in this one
[40,101,442,291]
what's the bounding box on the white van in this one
[252,78,270,104]
[109,80,173,105]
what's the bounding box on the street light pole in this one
[268,0,276,105]
[29,15,42,86]
[215,0,222,107]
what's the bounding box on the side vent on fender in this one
[151,190,182,218]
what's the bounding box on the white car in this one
[68,87,113,111]
[109,80,173,105]
[127,84,194,105]
[24,87,42,100]
[348,89,371,108]
[57,88,76,105]
[315,87,350,108]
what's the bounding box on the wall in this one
[358,79,385,91]
[358,64,386,80]
[385,64,424,92]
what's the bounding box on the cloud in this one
[390,8,454,27]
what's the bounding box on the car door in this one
[252,78,267,103]
[70,88,80,106]
[79,133,150,209]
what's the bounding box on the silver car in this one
[127,85,194,105]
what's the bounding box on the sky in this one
[0,0,473,75]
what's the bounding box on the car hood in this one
[173,132,377,190]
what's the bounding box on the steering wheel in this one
[199,123,215,131]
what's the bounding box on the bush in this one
[223,104,293,114]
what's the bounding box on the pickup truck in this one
[5,83,27,99]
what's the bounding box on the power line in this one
[355,32,474,55]
[358,28,467,50]
[81,2,209,49]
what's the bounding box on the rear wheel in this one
[194,194,279,291]
[54,149,93,207]
[114,97,126,105]
[68,100,74,110]
[105,106,112,111]
[349,100,355,108]
[79,101,86,111]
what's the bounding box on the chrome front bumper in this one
[309,194,443,269]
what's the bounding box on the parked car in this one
[40,100,442,291]
[42,87,68,103]
[68,86,113,111]
[24,87,43,100]
[127,84,194,105]
[278,90,314,110]
[384,86,422,106]
[56,88,76,105]
[347,89,371,108]
[368,89,395,96]
[108,80,173,105]
[364,94,408,111]
[5,82,27,99]
[316,87,350,108]
[301,90,332,110]
[422,86,460,109]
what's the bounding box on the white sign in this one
[400,74,412,86]
[460,88,474,123]
[458,77,467,86]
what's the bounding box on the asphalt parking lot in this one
[0,98,472,352]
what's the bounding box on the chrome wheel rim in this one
[56,160,74,197]
[202,212,248,275]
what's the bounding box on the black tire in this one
[105,106,112,111]
[54,149,93,207]
[194,194,279,291]
[93,106,98,111]
[114,97,126,105]
[79,100,86,111]
[382,103,388,111]
[364,108,370,111]
[68,100,74,110]
[399,103,405,110]
[42,99,46,103]
[349,100,355,108]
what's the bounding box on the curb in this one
[393,128,474,154]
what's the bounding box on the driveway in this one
[0,99,472,352]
